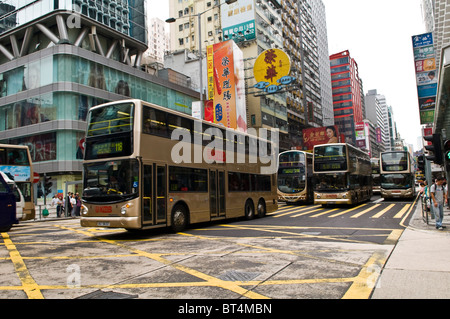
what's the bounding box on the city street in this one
[0,196,417,301]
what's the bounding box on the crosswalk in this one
[269,202,413,220]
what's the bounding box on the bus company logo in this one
[95,206,113,214]
[170,121,279,174]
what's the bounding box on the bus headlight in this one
[81,205,88,215]
[121,203,132,215]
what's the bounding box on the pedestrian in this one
[70,193,77,217]
[75,193,82,216]
[51,194,63,217]
[430,176,447,230]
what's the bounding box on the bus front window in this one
[83,159,139,203]
[314,174,348,192]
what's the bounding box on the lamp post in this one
[166,0,237,102]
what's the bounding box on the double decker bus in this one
[277,151,313,204]
[81,99,278,232]
[0,144,35,221]
[313,143,372,205]
[380,151,416,199]
[371,158,381,194]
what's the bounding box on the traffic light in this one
[424,133,443,165]
[417,155,425,171]
[444,140,450,170]
[44,176,52,196]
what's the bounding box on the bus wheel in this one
[0,225,12,232]
[257,199,266,218]
[244,200,255,220]
[171,204,188,233]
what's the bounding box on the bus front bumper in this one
[80,216,140,229]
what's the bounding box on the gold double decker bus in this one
[80,99,278,232]
[277,151,314,204]
[0,144,35,221]
[313,143,372,206]
[380,151,416,200]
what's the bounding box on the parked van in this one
[0,172,24,232]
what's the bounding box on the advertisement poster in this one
[207,40,247,132]
[221,0,256,42]
[302,126,340,151]
[412,32,437,125]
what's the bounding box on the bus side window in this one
[143,108,168,137]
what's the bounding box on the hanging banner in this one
[412,32,437,125]
[206,40,247,132]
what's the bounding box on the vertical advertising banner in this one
[207,40,247,132]
[412,32,437,124]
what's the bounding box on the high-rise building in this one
[0,0,199,197]
[143,17,170,66]
[329,50,363,145]
[168,0,332,151]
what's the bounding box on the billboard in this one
[221,0,256,42]
[207,40,247,132]
[302,126,340,151]
[412,32,437,125]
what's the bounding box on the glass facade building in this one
[0,3,198,198]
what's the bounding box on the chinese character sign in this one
[207,40,247,132]
[253,49,293,94]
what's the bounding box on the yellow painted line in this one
[342,250,389,299]
[384,229,404,245]
[1,233,44,299]
[272,206,319,218]
[371,204,396,218]
[291,208,323,217]
[55,225,269,300]
[310,208,339,218]
[351,204,381,218]
[328,204,367,218]
[393,204,411,219]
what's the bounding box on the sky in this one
[147,0,426,150]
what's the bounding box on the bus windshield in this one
[381,173,414,190]
[314,173,348,192]
[381,152,408,171]
[83,159,139,203]
[314,145,347,172]
[278,152,306,194]
[87,103,134,137]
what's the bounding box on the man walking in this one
[430,176,447,230]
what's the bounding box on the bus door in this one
[209,170,226,218]
[142,164,167,226]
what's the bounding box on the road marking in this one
[1,233,44,299]
[341,250,389,299]
[310,208,339,218]
[291,208,323,217]
[272,206,320,218]
[327,204,367,218]
[371,204,396,218]
[394,204,411,219]
[351,204,381,218]
[55,225,270,300]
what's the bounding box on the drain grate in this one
[219,270,260,282]
[77,290,138,299]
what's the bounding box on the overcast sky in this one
[148,0,426,150]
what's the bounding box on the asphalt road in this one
[0,195,417,303]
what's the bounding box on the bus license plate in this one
[97,222,110,227]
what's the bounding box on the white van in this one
[0,172,25,220]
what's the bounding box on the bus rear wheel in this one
[257,199,266,218]
[171,204,188,233]
[0,225,12,232]
[244,200,255,220]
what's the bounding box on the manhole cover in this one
[77,290,138,299]
[219,270,260,282]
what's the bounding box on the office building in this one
[329,50,363,145]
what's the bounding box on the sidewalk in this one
[371,204,450,299]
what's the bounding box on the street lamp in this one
[166,0,237,102]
